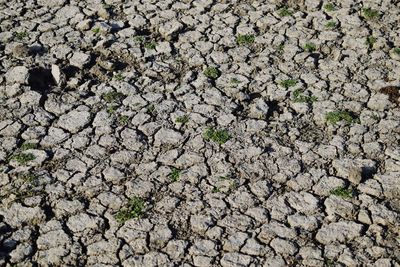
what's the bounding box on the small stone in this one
[270,238,298,255]
[154,128,183,147]
[12,43,30,58]
[58,109,91,133]
[70,52,91,69]
[316,221,363,244]
[51,64,65,86]
[159,20,184,40]
[220,252,252,267]
[6,66,30,85]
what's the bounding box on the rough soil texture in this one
[0,0,400,266]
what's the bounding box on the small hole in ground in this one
[28,67,55,94]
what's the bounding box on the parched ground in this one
[0,0,399,266]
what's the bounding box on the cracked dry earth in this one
[0,0,400,266]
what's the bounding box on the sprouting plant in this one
[103,91,125,103]
[304,43,316,52]
[20,143,37,150]
[20,173,38,184]
[293,89,317,103]
[92,28,100,34]
[230,78,241,85]
[204,127,230,144]
[147,104,156,115]
[325,20,337,29]
[118,115,129,125]
[144,41,157,50]
[236,34,255,45]
[11,153,36,165]
[280,79,298,89]
[394,48,400,55]
[330,187,353,198]
[278,6,293,17]
[365,36,377,47]
[325,111,358,124]
[203,67,220,79]
[277,43,285,54]
[134,36,145,43]
[113,73,124,81]
[324,3,335,12]
[212,186,220,193]
[15,31,28,40]
[176,115,189,124]
[115,196,145,223]
[107,105,117,114]
[362,8,379,20]
[169,168,181,182]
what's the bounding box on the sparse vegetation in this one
[362,8,379,20]
[203,67,220,79]
[325,111,358,124]
[113,73,124,81]
[278,6,293,17]
[293,89,317,103]
[107,105,117,114]
[324,3,335,12]
[280,79,298,89]
[20,143,37,150]
[118,115,129,125]
[236,34,255,45]
[147,104,156,115]
[330,187,353,198]
[115,196,145,223]
[304,43,316,52]
[15,31,28,40]
[134,36,145,43]
[144,41,157,50]
[325,20,337,29]
[169,168,181,182]
[204,127,230,144]
[394,48,400,55]
[92,28,100,34]
[176,115,189,124]
[103,91,125,103]
[365,36,377,47]
[230,78,241,85]
[11,153,36,165]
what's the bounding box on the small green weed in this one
[203,67,220,79]
[324,3,335,12]
[204,127,230,144]
[147,104,156,115]
[176,115,189,124]
[304,43,316,52]
[230,78,241,85]
[278,6,293,17]
[394,48,400,55]
[293,89,317,103]
[12,153,36,165]
[115,196,145,223]
[92,28,100,34]
[325,111,358,124]
[103,91,125,103]
[118,115,129,125]
[365,36,377,47]
[362,8,379,20]
[113,73,124,81]
[20,143,37,150]
[134,36,145,43]
[107,105,117,114]
[236,34,255,45]
[144,41,157,50]
[15,31,28,40]
[330,187,353,198]
[325,20,337,29]
[280,79,298,89]
[212,186,220,193]
[277,43,285,54]
[169,168,181,182]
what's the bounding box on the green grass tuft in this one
[278,6,293,17]
[362,8,379,20]
[394,48,400,55]
[169,168,181,182]
[203,67,220,79]
[115,196,145,223]
[304,43,316,52]
[330,187,353,198]
[144,41,157,50]
[325,20,337,29]
[176,115,189,124]
[103,91,125,103]
[20,143,37,150]
[12,153,36,165]
[325,111,358,124]
[293,89,317,103]
[280,79,298,89]
[236,34,255,45]
[365,36,377,47]
[204,127,230,144]
[15,31,28,40]
[324,3,335,12]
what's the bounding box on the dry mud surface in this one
[0,0,400,266]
